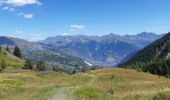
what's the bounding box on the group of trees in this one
[24,60,46,71]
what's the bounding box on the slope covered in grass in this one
[0,48,24,70]
[0,69,170,100]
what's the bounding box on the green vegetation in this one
[0,69,169,100]
[1,59,7,70]
[37,60,46,71]
[124,33,170,65]
[0,47,24,71]
[6,46,9,53]
[24,60,33,70]
[121,32,170,77]
[23,51,94,73]
[13,46,22,58]
[153,92,170,100]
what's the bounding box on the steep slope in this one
[39,32,162,67]
[122,32,170,77]
[124,32,170,65]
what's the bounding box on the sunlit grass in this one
[0,68,170,100]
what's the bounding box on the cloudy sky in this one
[0,0,170,41]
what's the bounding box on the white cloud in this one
[17,12,34,19]
[2,6,9,10]
[2,6,14,11]
[0,0,41,19]
[70,29,75,32]
[12,30,46,41]
[70,24,85,29]
[15,30,24,35]
[0,0,41,6]
[62,33,69,36]
[17,12,23,16]
[23,13,34,19]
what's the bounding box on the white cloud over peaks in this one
[0,0,41,6]
[70,24,85,29]
[13,30,46,41]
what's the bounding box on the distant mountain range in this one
[38,32,164,67]
[0,32,164,68]
[0,36,93,73]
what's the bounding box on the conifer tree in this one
[6,45,9,52]
[13,46,22,58]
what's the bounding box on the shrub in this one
[1,59,7,70]
[37,60,46,71]
[152,92,170,100]
[24,60,33,70]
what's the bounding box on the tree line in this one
[123,58,170,78]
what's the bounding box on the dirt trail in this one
[48,87,75,100]
[48,73,98,100]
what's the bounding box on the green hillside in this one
[123,33,170,64]
[121,32,170,77]
[0,48,24,71]
[0,69,170,100]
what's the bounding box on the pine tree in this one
[6,45,9,52]
[13,46,22,58]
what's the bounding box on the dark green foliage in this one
[6,46,9,52]
[0,46,2,52]
[13,46,22,58]
[37,60,46,71]
[124,33,170,65]
[121,32,170,77]
[125,58,170,77]
[152,92,170,100]
[24,60,33,70]
[1,59,7,70]
[52,66,62,72]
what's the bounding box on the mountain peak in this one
[137,32,157,37]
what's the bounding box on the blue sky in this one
[0,0,170,41]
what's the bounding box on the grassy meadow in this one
[0,68,170,100]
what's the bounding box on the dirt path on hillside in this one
[48,73,98,100]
